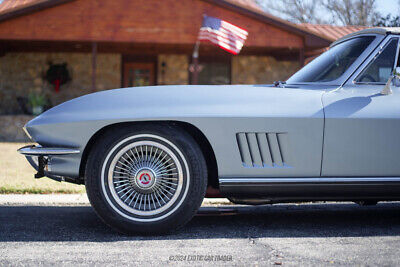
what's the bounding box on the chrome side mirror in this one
[382,67,400,95]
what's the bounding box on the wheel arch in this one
[79,121,219,188]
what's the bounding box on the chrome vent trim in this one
[236,132,290,168]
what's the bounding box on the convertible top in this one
[331,27,400,47]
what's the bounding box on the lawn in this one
[0,142,85,194]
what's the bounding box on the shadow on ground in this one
[0,203,399,242]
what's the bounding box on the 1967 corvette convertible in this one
[18,28,400,234]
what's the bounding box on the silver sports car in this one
[19,28,400,234]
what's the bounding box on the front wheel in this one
[85,124,207,234]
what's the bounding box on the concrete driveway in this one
[0,200,400,266]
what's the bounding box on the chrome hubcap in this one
[107,139,184,217]
[134,168,156,191]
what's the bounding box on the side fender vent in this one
[236,132,291,168]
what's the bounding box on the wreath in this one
[45,62,71,93]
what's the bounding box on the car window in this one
[397,42,400,68]
[356,38,399,83]
[286,36,375,84]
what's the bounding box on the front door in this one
[123,63,155,87]
[322,36,400,176]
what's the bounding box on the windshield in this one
[286,36,376,84]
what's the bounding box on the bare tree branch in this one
[323,0,379,26]
[257,0,381,26]
[257,0,326,24]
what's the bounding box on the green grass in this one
[0,186,81,194]
[0,142,85,194]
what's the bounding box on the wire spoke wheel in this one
[106,138,185,218]
[87,126,207,233]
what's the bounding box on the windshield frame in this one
[286,34,385,86]
[347,35,400,86]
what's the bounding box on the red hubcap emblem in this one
[139,173,151,185]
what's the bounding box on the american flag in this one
[198,15,248,55]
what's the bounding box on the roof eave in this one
[0,0,75,23]
[329,27,400,47]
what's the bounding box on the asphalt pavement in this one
[0,198,400,266]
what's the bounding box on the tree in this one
[323,0,379,26]
[257,0,381,26]
[257,0,326,24]
[375,14,400,27]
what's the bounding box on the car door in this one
[322,36,400,176]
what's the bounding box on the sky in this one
[376,0,398,16]
[259,0,400,25]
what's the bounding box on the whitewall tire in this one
[85,124,207,234]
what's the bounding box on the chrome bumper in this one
[18,145,80,180]
[17,145,80,156]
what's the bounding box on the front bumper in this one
[18,145,81,183]
[18,145,80,156]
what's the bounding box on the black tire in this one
[355,200,378,206]
[85,123,207,235]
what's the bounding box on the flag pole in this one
[192,14,206,85]
[192,40,200,85]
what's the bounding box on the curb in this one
[0,194,231,206]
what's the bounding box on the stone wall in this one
[157,55,189,85]
[0,52,121,114]
[0,115,34,142]
[156,54,299,85]
[232,56,299,84]
[0,52,299,114]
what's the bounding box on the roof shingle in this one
[0,0,263,15]
[225,0,263,11]
[0,0,46,15]
[300,23,368,41]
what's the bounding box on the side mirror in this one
[382,67,400,95]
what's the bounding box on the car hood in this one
[28,84,336,127]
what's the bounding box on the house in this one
[0,0,362,140]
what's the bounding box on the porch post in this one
[91,42,97,92]
[0,42,5,57]
[191,41,200,85]
[299,48,305,67]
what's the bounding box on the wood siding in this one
[0,0,303,48]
